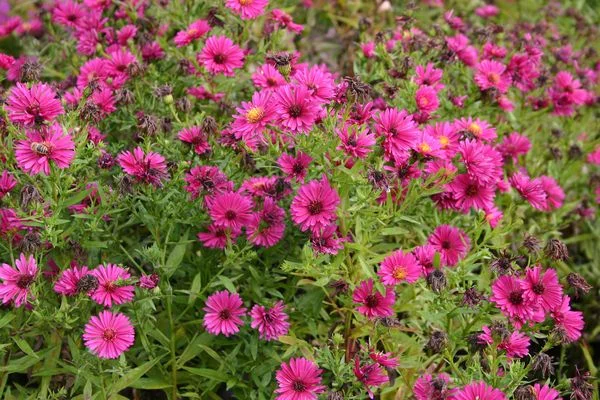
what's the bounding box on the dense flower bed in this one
[0,0,598,399]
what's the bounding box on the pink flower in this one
[290,176,340,232]
[509,172,547,210]
[497,132,530,162]
[174,19,210,47]
[454,117,497,142]
[458,139,503,185]
[455,382,506,400]
[54,265,92,296]
[15,123,75,176]
[90,264,135,308]
[491,275,538,323]
[539,176,564,211]
[415,86,440,113]
[226,0,268,19]
[475,5,499,18]
[354,358,389,398]
[117,147,169,186]
[521,266,563,312]
[375,108,420,162]
[478,326,530,359]
[246,197,285,247]
[293,65,335,104]
[232,90,277,139]
[447,173,496,212]
[0,171,17,199]
[310,224,344,255]
[428,225,470,266]
[353,279,395,319]
[551,295,584,342]
[278,151,312,182]
[532,384,560,400]
[139,274,159,289]
[252,64,286,90]
[0,253,37,307]
[369,350,398,368]
[274,85,320,134]
[178,127,211,155]
[275,357,325,400]
[412,245,439,275]
[184,166,233,200]
[378,250,421,285]
[83,311,135,359]
[250,300,290,340]
[6,82,64,126]
[415,63,444,92]
[474,60,511,93]
[52,0,86,28]
[203,290,246,336]
[197,224,240,249]
[197,36,245,76]
[271,9,304,33]
[336,125,376,160]
[413,373,455,400]
[207,191,254,230]
[361,42,376,58]
[548,71,587,116]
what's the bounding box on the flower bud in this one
[425,330,448,354]
[566,273,591,298]
[531,352,554,378]
[545,238,569,261]
[426,269,447,293]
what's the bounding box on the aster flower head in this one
[353,278,395,319]
[0,253,38,307]
[509,172,547,210]
[413,373,456,400]
[497,132,531,162]
[184,165,233,201]
[354,358,389,398]
[539,176,564,211]
[275,357,325,400]
[474,60,511,94]
[428,225,470,266]
[232,90,277,139]
[246,197,285,248]
[174,19,211,47]
[226,0,268,19]
[290,175,340,232]
[447,173,496,212]
[203,290,246,336]
[117,147,169,187]
[90,264,134,308]
[521,266,563,312]
[197,223,240,249]
[455,381,506,400]
[415,86,440,114]
[478,326,530,359]
[310,224,344,255]
[274,84,320,134]
[178,126,211,155]
[415,63,444,92]
[6,82,64,126]
[375,108,420,160]
[454,117,497,142]
[277,151,312,182]
[83,311,135,359]
[532,384,560,400]
[54,265,92,296]
[551,295,584,342]
[0,171,17,199]
[15,123,75,176]
[252,63,286,90]
[207,191,254,231]
[378,249,421,285]
[336,124,376,160]
[198,35,245,76]
[292,64,335,104]
[250,300,290,340]
[491,275,538,324]
[458,139,503,185]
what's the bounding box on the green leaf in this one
[110,354,165,393]
[182,367,229,382]
[164,233,188,276]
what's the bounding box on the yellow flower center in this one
[419,97,429,106]
[418,142,431,153]
[468,123,482,137]
[239,0,253,5]
[246,107,264,124]
[439,136,449,148]
[187,28,198,36]
[488,72,500,84]
[393,266,407,281]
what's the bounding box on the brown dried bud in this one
[490,251,513,275]
[425,330,448,354]
[378,317,402,328]
[20,60,42,82]
[97,152,115,169]
[522,233,541,253]
[20,231,42,253]
[426,269,447,293]
[206,7,224,27]
[176,97,192,113]
[76,274,99,294]
[137,113,161,136]
[20,184,42,209]
[327,391,344,400]
[531,352,554,378]
[514,385,536,400]
[566,273,592,298]
[153,85,172,97]
[329,279,348,295]
[570,369,593,400]
[202,116,218,136]
[462,287,484,307]
[545,239,569,261]
[568,145,583,159]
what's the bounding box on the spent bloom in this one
[203,290,246,336]
[83,311,135,359]
[0,253,38,307]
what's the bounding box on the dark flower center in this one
[292,162,305,174]
[66,14,77,22]
[102,328,117,342]
[225,210,237,220]
[307,201,323,215]
[466,184,478,196]
[509,290,524,305]
[26,104,41,117]
[213,54,226,64]
[16,274,34,289]
[532,283,545,295]
[104,281,116,293]
[288,104,303,118]
[293,380,306,392]
[441,240,451,250]
[365,294,379,308]
[219,309,231,320]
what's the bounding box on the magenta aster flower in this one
[14,123,74,176]
[415,63,445,92]
[454,117,497,142]
[490,275,538,323]
[0,253,37,307]
[292,65,335,104]
[310,224,344,255]
[455,382,506,400]
[478,326,530,359]
[231,90,277,138]
[378,250,421,285]
[250,300,290,340]
[246,198,285,248]
[54,265,91,296]
[252,64,286,90]
[203,290,246,336]
[521,266,563,312]
[458,139,503,185]
[274,85,320,134]
[427,225,470,266]
[509,172,547,211]
[52,0,86,28]
[474,60,511,94]
[447,173,496,212]
[83,311,135,359]
[412,245,438,275]
[139,273,159,289]
[5,82,64,126]
[275,357,325,400]
[117,147,169,186]
[497,132,530,162]
[375,108,419,161]
[353,278,395,319]
[538,176,564,211]
[551,295,584,342]
[290,176,340,232]
[197,35,245,76]
[207,191,254,230]
[178,127,211,155]
[90,264,135,308]
[0,170,17,199]
[184,166,233,201]
[532,384,560,400]
[415,86,440,114]
[277,151,312,183]
[413,373,455,400]
[197,224,240,249]
[226,0,268,20]
[336,124,376,160]
[173,19,210,47]
[354,358,389,398]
